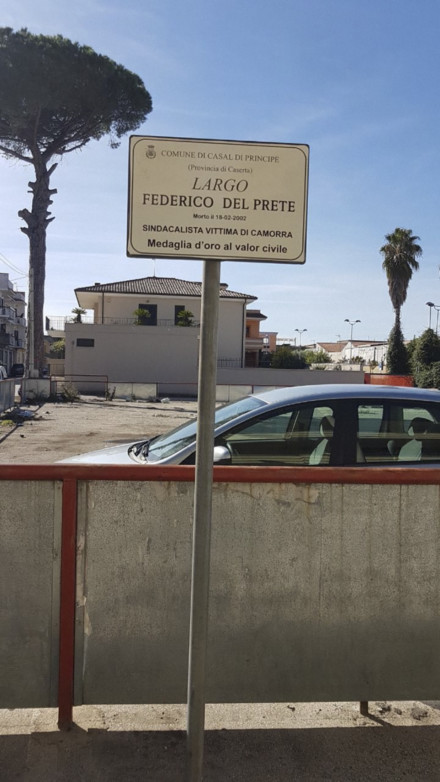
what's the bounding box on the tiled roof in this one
[317,340,387,351]
[350,340,386,346]
[316,342,347,352]
[75,276,256,301]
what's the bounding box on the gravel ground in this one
[0,395,198,463]
[2,396,440,779]
[1,701,440,780]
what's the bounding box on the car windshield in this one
[146,395,265,462]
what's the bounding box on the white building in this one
[63,276,257,386]
[316,340,388,366]
[0,272,26,372]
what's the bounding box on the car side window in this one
[218,403,335,466]
[356,402,440,464]
[229,410,293,437]
[356,404,390,463]
[398,406,440,463]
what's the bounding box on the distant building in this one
[245,309,277,367]
[0,272,26,372]
[271,338,388,368]
[62,276,257,385]
[345,341,388,366]
[315,341,346,362]
[314,340,387,365]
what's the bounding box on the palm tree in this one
[71,307,86,323]
[380,227,422,328]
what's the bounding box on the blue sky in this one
[1,0,440,344]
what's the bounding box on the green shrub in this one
[386,321,409,374]
[60,382,80,402]
[50,338,65,358]
[133,307,151,325]
[176,309,194,326]
[410,329,440,386]
[270,346,308,369]
[302,349,331,365]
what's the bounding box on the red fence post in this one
[57,478,78,730]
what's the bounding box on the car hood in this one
[59,441,137,465]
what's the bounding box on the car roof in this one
[252,383,440,407]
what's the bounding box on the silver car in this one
[62,383,440,467]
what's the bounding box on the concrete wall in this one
[0,378,16,412]
[76,478,440,704]
[0,479,61,707]
[2,468,440,710]
[18,372,364,401]
[65,323,200,383]
[21,378,52,402]
[217,299,245,363]
[61,360,365,397]
[216,367,365,389]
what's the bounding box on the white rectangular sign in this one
[127,136,309,264]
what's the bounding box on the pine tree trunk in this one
[18,157,57,374]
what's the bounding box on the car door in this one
[215,401,342,466]
[354,399,440,465]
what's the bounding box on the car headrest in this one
[320,415,335,438]
[408,417,433,437]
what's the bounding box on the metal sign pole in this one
[187,259,221,782]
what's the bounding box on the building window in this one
[76,338,95,347]
[138,303,157,325]
[174,304,186,325]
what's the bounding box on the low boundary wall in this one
[1,465,440,729]
[48,369,367,400]
[20,370,370,403]
[0,378,16,413]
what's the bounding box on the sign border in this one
[127,135,309,264]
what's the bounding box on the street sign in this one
[127,133,310,782]
[127,136,309,263]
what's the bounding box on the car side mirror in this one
[213,445,231,464]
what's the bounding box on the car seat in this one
[309,415,334,465]
[397,417,432,462]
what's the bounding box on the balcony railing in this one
[47,316,201,329]
[245,337,265,349]
[0,333,24,348]
[0,306,16,321]
[217,358,243,368]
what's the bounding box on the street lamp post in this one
[261,334,270,367]
[295,328,307,348]
[426,302,434,329]
[426,302,440,333]
[344,318,361,363]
